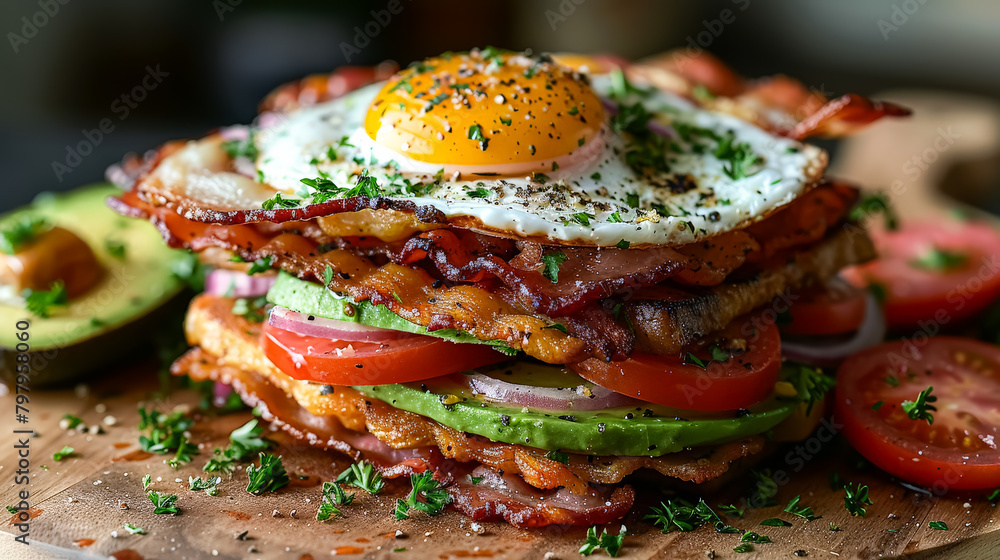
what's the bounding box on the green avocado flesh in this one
[355,361,798,456]
[267,271,798,457]
[0,185,189,351]
[267,271,514,354]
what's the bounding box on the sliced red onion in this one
[219,125,249,141]
[268,305,411,342]
[213,382,234,407]
[233,157,257,178]
[781,293,887,367]
[465,372,636,412]
[205,268,277,298]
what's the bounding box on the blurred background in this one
[2,0,999,213]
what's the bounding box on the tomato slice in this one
[835,337,1000,490]
[842,221,1000,330]
[569,314,782,411]
[781,277,868,336]
[262,320,508,385]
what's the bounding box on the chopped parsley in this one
[188,476,221,496]
[141,474,152,491]
[901,386,937,424]
[24,281,68,318]
[733,543,755,553]
[52,446,75,461]
[740,531,772,544]
[615,239,630,250]
[336,460,384,495]
[388,78,413,94]
[203,419,272,474]
[747,468,779,508]
[714,131,762,180]
[137,407,196,458]
[784,495,818,521]
[787,363,836,415]
[317,481,354,521]
[611,100,670,175]
[167,436,198,469]
[148,491,179,515]
[221,131,259,161]
[579,525,626,557]
[760,518,792,527]
[0,215,50,254]
[608,212,624,224]
[541,323,569,334]
[467,124,489,151]
[261,192,301,211]
[872,400,885,411]
[499,116,512,126]
[123,523,145,535]
[61,414,83,430]
[541,251,568,283]
[571,212,593,226]
[843,482,874,517]
[928,521,948,531]
[718,504,744,518]
[245,453,289,495]
[247,255,273,275]
[394,471,452,520]
[232,296,269,323]
[467,187,491,198]
[911,248,967,272]
[850,193,899,230]
[646,498,735,534]
[323,265,334,286]
[545,450,570,464]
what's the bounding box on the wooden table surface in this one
[3,91,1000,560]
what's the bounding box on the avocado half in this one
[0,184,190,387]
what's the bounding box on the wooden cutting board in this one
[3,91,1000,560]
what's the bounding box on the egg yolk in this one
[364,49,605,171]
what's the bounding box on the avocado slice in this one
[354,362,800,457]
[0,185,191,386]
[267,271,515,354]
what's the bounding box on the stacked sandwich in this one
[110,48,907,527]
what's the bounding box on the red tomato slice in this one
[842,221,1000,330]
[263,320,508,385]
[781,277,868,336]
[569,314,782,411]
[835,337,1000,491]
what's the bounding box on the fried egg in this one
[254,48,827,246]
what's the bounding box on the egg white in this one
[253,76,827,246]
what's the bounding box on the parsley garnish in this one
[787,363,836,415]
[615,239,630,250]
[394,471,452,520]
[467,187,491,198]
[389,78,413,94]
[203,419,272,474]
[911,248,967,272]
[6,506,18,514]
[167,436,199,469]
[545,450,570,464]
[901,386,937,424]
[323,265,334,286]
[872,400,885,411]
[741,532,772,544]
[245,453,289,495]
[928,521,948,530]
[467,124,489,151]
[148,491,179,515]
[336,460,384,495]
[221,131,259,161]
[247,255,273,275]
[24,281,68,318]
[850,193,899,230]
[317,481,354,521]
[571,212,593,226]
[61,414,83,430]
[579,525,626,557]
[646,498,734,533]
[760,518,792,527]
[747,468,779,507]
[784,495,818,521]
[541,251,568,283]
[261,192,301,211]
[718,504,744,517]
[541,323,569,334]
[843,482,874,517]
[123,523,145,535]
[499,116,512,126]
[52,446,75,461]
[608,212,624,224]
[141,474,152,491]
[137,407,196,457]
[0,215,50,254]
[733,543,754,553]
[189,476,221,496]
[714,132,762,180]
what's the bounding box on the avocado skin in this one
[355,381,796,457]
[0,185,190,386]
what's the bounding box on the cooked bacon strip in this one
[631,50,910,139]
[259,63,398,114]
[178,296,766,493]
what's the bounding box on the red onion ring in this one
[465,372,637,412]
[268,305,411,343]
[781,293,887,368]
[205,268,277,298]
[213,382,235,407]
